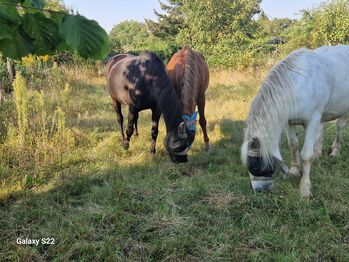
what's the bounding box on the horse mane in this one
[182,46,199,112]
[158,78,184,132]
[141,52,183,132]
[243,48,311,165]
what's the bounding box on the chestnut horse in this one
[167,46,210,151]
[107,52,193,162]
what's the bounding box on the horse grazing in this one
[241,45,349,197]
[107,52,193,162]
[167,46,210,151]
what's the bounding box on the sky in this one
[62,0,323,33]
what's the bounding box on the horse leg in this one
[134,111,139,137]
[285,125,301,177]
[314,123,324,159]
[113,100,125,145]
[329,117,347,157]
[198,95,210,151]
[300,115,322,197]
[125,106,137,149]
[150,108,161,154]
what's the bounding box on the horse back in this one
[107,53,166,109]
[106,54,132,78]
[167,47,209,98]
[167,49,187,97]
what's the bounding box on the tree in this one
[312,0,349,45]
[281,10,316,52]
[281,0,349,55]
[109,20,149,51]
[109,20,178,62]
[0,0,109,60]
[257,14,294,39]
[178,0,261,56]
[145,0,184,39]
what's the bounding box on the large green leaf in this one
[59,15,109,59]
[0,25,34,59]
[22,13,60,55]
[0,0,22,3]
[24,0,45,8]
[0,0,45,7]
[0,6,21,40]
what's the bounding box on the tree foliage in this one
[108,0,349,68]
[282,0,349,54]
[312,0,349,45]
[257,13,294,41]
[179,0,261,51]
[175,0,261,67]
[109,20,179,62]
[145,0,184,39]
[109,20,149,51]
[0,0,109,60]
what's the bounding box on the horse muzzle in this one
[170,153,188,163]
[249,173,274,192]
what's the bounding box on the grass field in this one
[1,67,349,261]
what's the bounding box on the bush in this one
[0,56,11,93]
[0,68,77,188]
[280,0,349,56]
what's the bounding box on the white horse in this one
[241,45,349,197]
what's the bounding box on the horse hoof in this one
[123,142,130,150]
[314,152,322,160]
[134,133,139,138]
[300,189,312,198]
[300,182,312,198]
[150,148,156,154]
[288,166,301,177]
[329,148,340,157]
[204,144,210,152]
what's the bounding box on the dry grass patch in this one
[203,192,235,208]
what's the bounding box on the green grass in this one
[1,69,349,261]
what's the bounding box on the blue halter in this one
[182,112,198,131]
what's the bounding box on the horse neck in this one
[181,50,197,115]
[181,97,196,115]
[155,78,183,133]
[247,110,285,162]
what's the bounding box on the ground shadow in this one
[1,118,349,261]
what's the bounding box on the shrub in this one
[0,68,76,188]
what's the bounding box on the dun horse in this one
[107,52,193,162]
[241,45,349,197]
[167,46,210,151]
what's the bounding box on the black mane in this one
[126,52,183,133]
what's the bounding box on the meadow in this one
[0,63,349,261]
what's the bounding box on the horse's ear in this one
[178,122,188,139]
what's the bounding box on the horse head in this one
[182,111,198,145]
[243,137,288,192]
[164,122,193,163]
